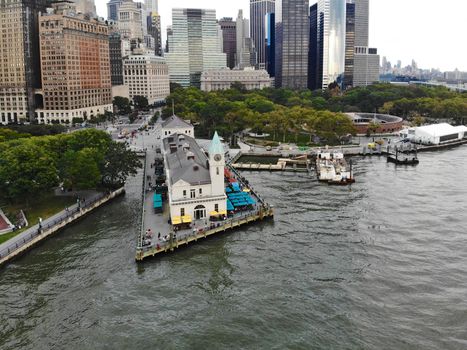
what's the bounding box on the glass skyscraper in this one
[317,0,346,89]
[250,0,275,69]
[165,9,226,88]
[265,12,275,78]
[275,0,310,89]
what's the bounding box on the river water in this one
[1,146,467,350]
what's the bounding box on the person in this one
[158,232,161,240]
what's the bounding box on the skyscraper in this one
[344,0,379,88]
[145,0,158,13]
[308,4,319,90]
[107,0,122,21]
[250,0,275,69]
[219,18,237,69]
[0,0,49,124]
[265,12,275,78]
[117,0,146,53]
[36,2,112,124]
[147,11,162,56]
[236,10,256,69]
[165,8,226,87]
[317,0,346,89]
[275,0,310,89]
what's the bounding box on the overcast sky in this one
[95,0,467,71]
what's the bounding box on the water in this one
[1,146,467,350]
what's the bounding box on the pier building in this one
[163,132,227,223]
[161,114,194,139]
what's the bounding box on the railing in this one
[0,191,110,261]
[138,151,148,249]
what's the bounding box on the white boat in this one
[315,150,355,185]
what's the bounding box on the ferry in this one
[315,150,355,185]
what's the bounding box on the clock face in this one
[214,154,222,162]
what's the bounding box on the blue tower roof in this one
[209,131,224,155]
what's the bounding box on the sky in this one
[95,0,467,72]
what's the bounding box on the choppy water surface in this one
[1,146,467,350]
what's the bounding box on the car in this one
[265,146,272,151]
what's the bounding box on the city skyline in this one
[96,0,467,72]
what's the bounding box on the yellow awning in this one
[172,216,182,225]
[181,215,192,223]
[209,211,219,216]
[218,210,227,215]
[243,188,251,192]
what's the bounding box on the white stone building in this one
[163,132,227,222]
[161,114,194,138]
[123,51,170,105]
[201,68,272,92]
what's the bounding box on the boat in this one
[315,150,355,185]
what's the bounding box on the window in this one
[199,188,202,195]
[216,167,219,175]
[215,204,219,212]
[183,190,186,197]
[180,208,185,216]
[190,189,195,198]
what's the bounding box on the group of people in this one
[142,229,174,248]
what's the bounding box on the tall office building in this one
[317,0,346,89]
[72,0,97,17]
[109,32,124,86]
[36,2,112,124]
[117,0,145,42]
[275,0,309,89]
[147,11,162,55]
[107,0,122,21]
[123,50,170,105]
[343,1,355,89]
[165,9,226,87]
[145,0,158,13]
[265,12,275,78]
[308,4,320,90]
[219,18,237,69]
[236,10,256,69]
[250,0,275,69]
[0,0,48,124]
[344,0,379,88]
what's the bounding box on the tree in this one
[0,141,58,201]
[170,82,183,93]
[101,142,142,188]
[113,96,131,115]
[133,95,149,110]
[61,148,102,190]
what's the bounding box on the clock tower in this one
[209,131,225,196]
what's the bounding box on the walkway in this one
[0,191,106,261]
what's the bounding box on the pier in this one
[135,122,273,262]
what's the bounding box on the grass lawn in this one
[0,194,76,245]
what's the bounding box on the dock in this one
[135,133,273,262]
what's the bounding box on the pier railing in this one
[137,151,148,249]
[0,191,110,261]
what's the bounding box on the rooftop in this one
[163,134,210,186]
[161,115,193,130]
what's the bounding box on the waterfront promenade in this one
[0,189,124,266]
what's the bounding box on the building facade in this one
[107,0,122,21]
[163,132,227,222]
[308,4,319,90]
[117,0,145,42]
[0,0,49,124]
[165,8,226,88]
[265,12,275,78]
[201,68,272,92]
[161,114,195,139]
[109,32,124,86]
[36,4,112,124]
[236,10,256,69]
[219,17,237,69]
[123,51,170,105]
[147,11,162,56]
[317,0,346,89]
[250,0,275,69]
[344,0,379,88]
[275,0,309,89]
